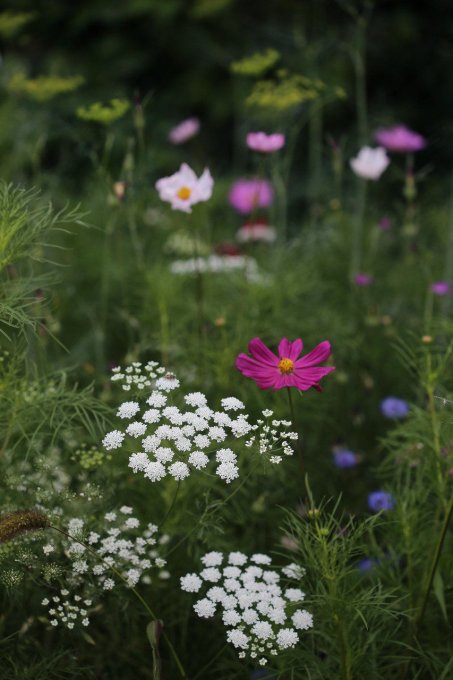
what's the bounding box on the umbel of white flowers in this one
[180,551,313,666]
[102,362,298,484]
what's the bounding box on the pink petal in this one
[294,366,335,385]
[248,338,279,367]
[295,341,332,368]
[278,338,303,360]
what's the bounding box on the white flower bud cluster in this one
[110,361,167,392]
[41,590,91,629]
[102,365,298,484]
[180,552,313,666]
[65,508,169,591]
[244,409,297,464]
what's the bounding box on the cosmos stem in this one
[286,387,304,475]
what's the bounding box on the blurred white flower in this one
[350,146,390,180]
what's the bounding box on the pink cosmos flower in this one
[374,125,426,153]
[168,117,200,144]
[155,163,213,213]
[246,131,285,153]
[431,281,450,296]
[228,179,274,215]
[235,337,335,391]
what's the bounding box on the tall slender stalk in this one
[350,178,367,281]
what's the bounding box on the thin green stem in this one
[350,178,367,281]
[192,643,229,680]
[158,481,180,531]
[287,387,303,475]
[415,496,453,628]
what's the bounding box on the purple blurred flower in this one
[247,131,285,153]
[355,273,374,286]
[368,491,395,512]
[228,179,274,215]
[431,281,450,296]
[333,449,358,468]
[168,117,200,144]
[357,557,378,572]
[378,216,392,231]
[380,397,409,419]
[374,125,426,153]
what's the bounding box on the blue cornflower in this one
[333,448,358,468]
[380,397,409,419]
[368,491,395,512]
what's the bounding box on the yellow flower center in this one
[177,186,192,200]
[278,358,294,374]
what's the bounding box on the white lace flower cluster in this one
[65,508,169,592]
[40,508,169,630]
[102,365,298,484]
[41,589,92,630]
[180,552,313,666]
[110,360,168,392]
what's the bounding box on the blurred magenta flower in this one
[155,163,213,213]
[350,146,390,180]
[246,131,285,153]
[333,448,358,468]
[236,218,277,243]
[431,281,450,296]
[168,117,200,144]
[380,397,409,419]
[368,491,395,512]
[235,337,335,391]
[378,215,392,231]
[374,125,426,153]
[229,179,274,214]
[354,273,374,286]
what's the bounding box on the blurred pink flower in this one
[246,131,285,153]
[378,215,392,231]
[374,125,426,153]
[228,179,274,215]
[355,273,374,286]
[431,281,450,296]
[155,163,213,213]
[350,146,390,180]
[235,337,335,391]
[236,218,276,243]
[168,117,200,144]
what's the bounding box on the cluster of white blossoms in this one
[169,254,261,282]
[101,364,298,484]
[180,552,313,666]
[41,589,92,630]
[65,509,169,590]
[41,507,169,630]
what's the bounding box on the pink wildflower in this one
[355,273,374,286]
[235,337,335,391]
[374,125,426,153]
[168,117,200,144]
[228,179,274,215]
[246,132,285,153]
[155,163,213,213]
[431,281,450,296]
